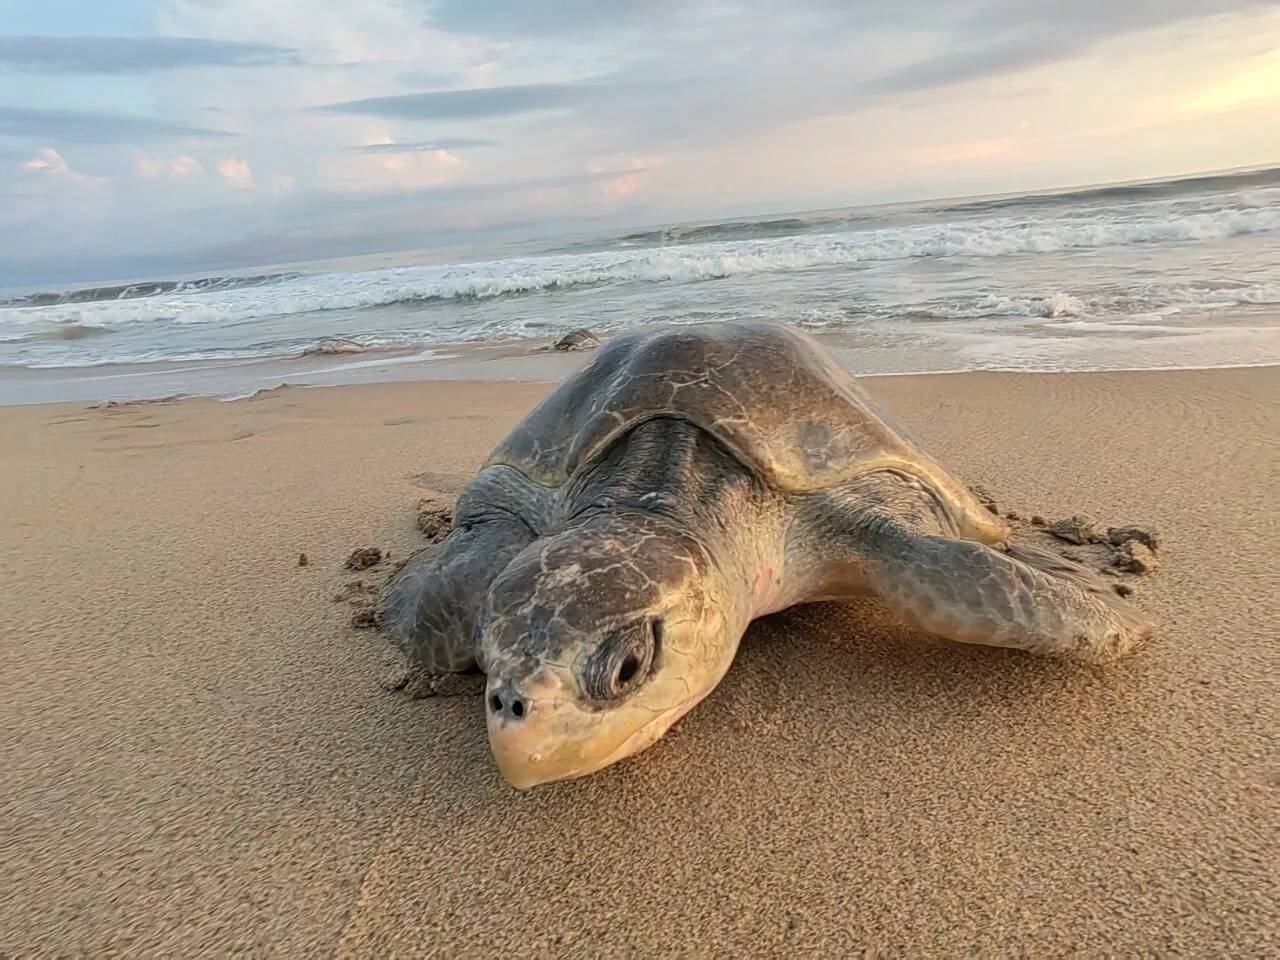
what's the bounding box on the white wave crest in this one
[3,201,1277,336]
[1037,293,1084,318]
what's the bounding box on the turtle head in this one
[477,514,736,789]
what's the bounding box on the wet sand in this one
[1,367,1276,957]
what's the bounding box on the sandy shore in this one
[2,367,1275,957]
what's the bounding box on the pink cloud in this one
[136,151,205,181]
[22,148,105,186]
[590,158,657,201]
[216,157,254,186]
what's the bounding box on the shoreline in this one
[2,323,1278,407]
[13,357,1280,414]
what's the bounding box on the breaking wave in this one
[4,202,1277,334]
[602,165,1280,247]
[613,216,865,247]
[935,165,1280,217]
[0,323,111,343]
[0,272,301,309]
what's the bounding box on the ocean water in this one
[2,166,1278,388]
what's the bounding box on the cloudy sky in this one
[2,0,1278,283]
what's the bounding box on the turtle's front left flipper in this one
[852,513,1156,664]
[380,467,545,674]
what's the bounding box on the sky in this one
[1,0,1278,283]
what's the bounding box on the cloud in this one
[1,0,1275,282]
[0,36,306,74]
[22,147,106,185]
[23,148,74,175]
[352,137,499,153]
[0,106,234,143]
[395,69,469,88]
[380,147,462,171]
[422,0,1273,110]
[424,0,687,38]
[318,82,622,120]
[864,40,1059,95]
[424,0,1272,160]
[216,157,253,186]
[135,151,206,180]
[863,1,1274,95]
[343,142,466,184]
[590,158,656,200]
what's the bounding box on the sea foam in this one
[3,201,1276,336]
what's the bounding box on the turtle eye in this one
[584,618,661,701]
[616,652,641,687]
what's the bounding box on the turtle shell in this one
[485,322,1005,542]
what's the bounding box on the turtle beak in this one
[488,722,565,790]
[485,672,658,789]
[487,694,547,790]
[484,675,585,789]
[484,674,708,789]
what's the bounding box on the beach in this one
[2,365,1275,957]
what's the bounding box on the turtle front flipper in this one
[380,467,545,674]
[854,514,1156,664]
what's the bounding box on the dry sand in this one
[1,367,1276,957]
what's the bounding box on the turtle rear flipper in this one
[860,517,1156,664]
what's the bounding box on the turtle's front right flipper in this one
[859,516,1157,665]
[380,467,544,674]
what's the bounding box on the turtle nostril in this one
[488,684,528,721]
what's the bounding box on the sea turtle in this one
[380,321,1156,789]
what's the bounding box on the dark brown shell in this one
[485,322,1006,543]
